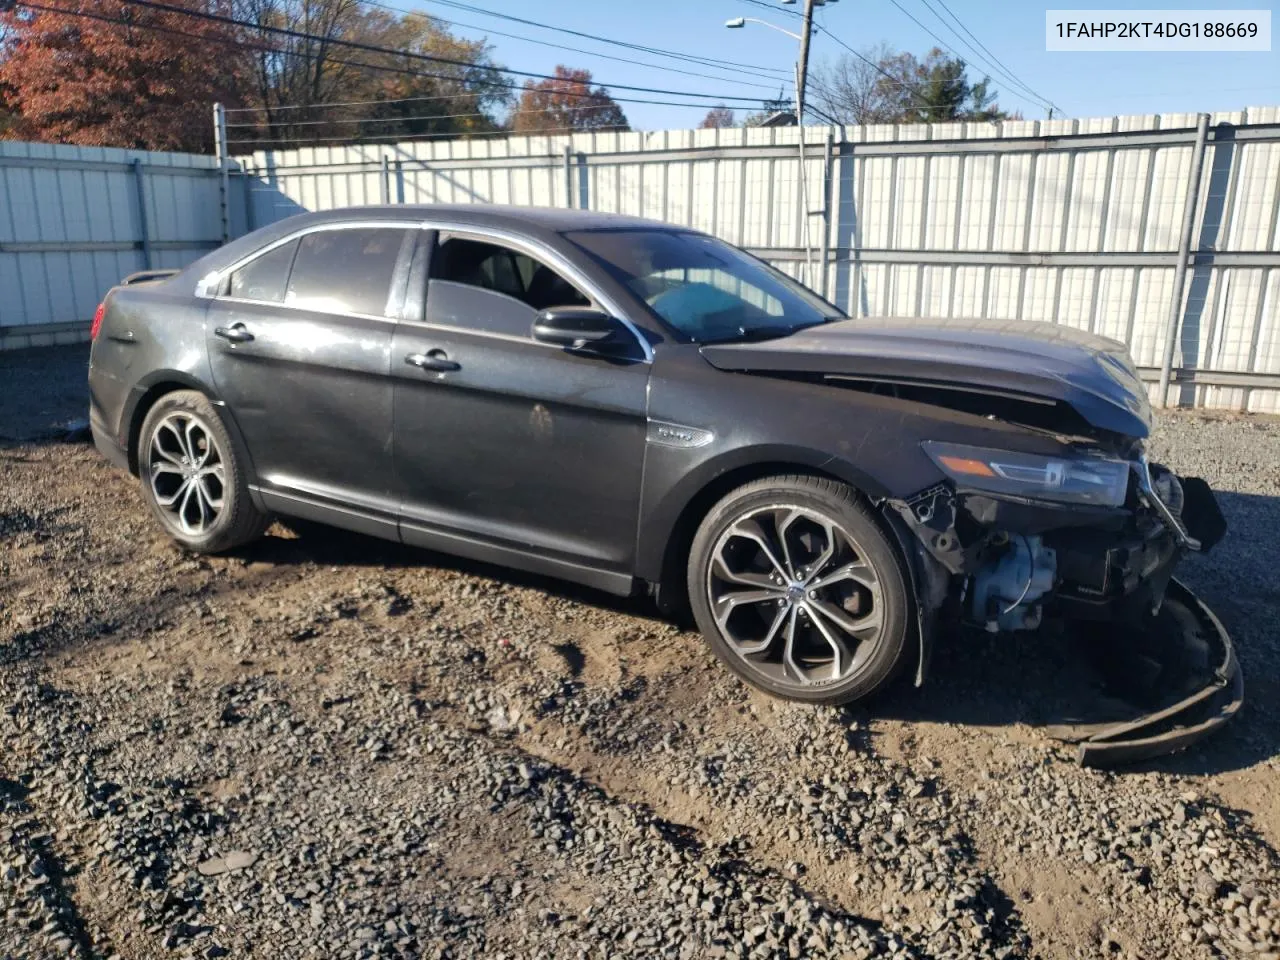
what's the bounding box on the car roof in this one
[291,204,679,235]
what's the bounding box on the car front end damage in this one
[887,440,1240,766]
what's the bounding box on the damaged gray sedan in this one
[87,206,1239,765]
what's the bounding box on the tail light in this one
[91,302,105,339]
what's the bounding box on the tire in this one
[687,475,913,706]
[137,390,269,553]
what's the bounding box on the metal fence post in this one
[212,102,230,244]
[380,155,390,205]
[563,145,573,209]
[131,159,152,270]
[819,130,833,300]
[1158,113,1210,408]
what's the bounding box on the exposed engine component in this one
[1149,464,1185,521]
[969,535,1057,632]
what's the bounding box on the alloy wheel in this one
[146,413,225,537]
[705,504,885,689]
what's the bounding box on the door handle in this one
[214,324,254,344]
[404,349,460,372]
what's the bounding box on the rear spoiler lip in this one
[120,269,180,286]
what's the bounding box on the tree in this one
[230,0,510,143]
[699,105,734,129]
[509,66,628,135]
[0,0,245,151]
[812,46,1010,125]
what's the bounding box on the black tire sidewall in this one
[137,390,252,553]
[687,477,913,706]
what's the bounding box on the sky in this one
[404,0,1280,129]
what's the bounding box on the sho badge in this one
[647,420,714,449]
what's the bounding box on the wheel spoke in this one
[177,481,201,533]
[805,604,856,682]
[150,460,184,478]
[711,554,778,590]
[773,508,805,580]
[198,476,224,510]
[780,606,803,682]
[735,601,793,656]
[150,430,185,467]
[808,560,878,591]
[713,588,784,631]
[725,517,789,580]
[799,518,839,584]
[153,477,191,508]
[184,419,207,467]
[806,597,883,642]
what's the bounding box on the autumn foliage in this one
[0,0,244,152]
[510,66,628,136]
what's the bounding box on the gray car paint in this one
[88,205,1148,601]
[699,315,1153,440]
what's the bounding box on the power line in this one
[926,0,1063,114]
[901,0,1059,114]
[16,0,778,122]
[809,21,955,112]
[111,0,772,105]
[227,102,640,132]
[360,0,790,90]
[415,0,793,78]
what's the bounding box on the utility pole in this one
[794,0,818,290]
[795,0,817,122]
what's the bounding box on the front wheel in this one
[137,390,269,553]
[687,475,913,706]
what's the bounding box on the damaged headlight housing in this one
[923,441,1130,507]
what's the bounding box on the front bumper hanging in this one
[1053,578,1243,768]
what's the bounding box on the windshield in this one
[564,229,843,343]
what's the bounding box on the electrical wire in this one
[108,0,772,105]
[808,21,955,112]
[414,0,792,77]
[225,102,623,130]
[893,0,1061,115]
[15,0,778,127]
[930,0,1057,108]
[359,0,790,90]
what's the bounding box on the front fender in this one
[634,441,896,585]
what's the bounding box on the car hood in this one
[699,316,1153,439]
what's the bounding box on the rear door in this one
[391,229,651,586]
[207,223,416,536]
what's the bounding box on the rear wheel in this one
[687,475,912,705]
[137,390,269,553]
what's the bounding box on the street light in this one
[724,5,820,288]
[723,17,802,41]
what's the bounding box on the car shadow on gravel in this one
[864,489,1280,777]
[231,491,1279,778]
[250,519,665,622]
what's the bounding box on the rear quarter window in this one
[228,239,298,303]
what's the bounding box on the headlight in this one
[923,441,1130,507]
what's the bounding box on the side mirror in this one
[531,307,620,349]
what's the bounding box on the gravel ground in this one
[1,345,1278,960]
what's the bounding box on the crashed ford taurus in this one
[86,205,1240,763]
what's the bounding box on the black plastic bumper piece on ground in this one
[1074,579,1243,768]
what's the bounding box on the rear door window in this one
[284,227,410,317]
[228,239,298,303]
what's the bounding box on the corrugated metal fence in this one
[235,108,1280,412]
[3,111,1278,413]
[0,141,224,350]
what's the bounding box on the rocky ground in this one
[1,345,1278,960]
